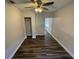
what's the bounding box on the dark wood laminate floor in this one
[12,32,73,59]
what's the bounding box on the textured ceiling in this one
[6,0,73,12]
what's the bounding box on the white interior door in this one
[25,17,32,36]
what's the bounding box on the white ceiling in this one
[7,0,73,12]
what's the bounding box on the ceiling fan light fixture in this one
[35,8,38,12]
[35,8,42,12]
[39,8,42,12]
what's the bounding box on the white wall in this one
[5,4,25,59]
[24,10,45,36]
[36,13,45,35]
[23,10,36,38]
[45,17,53,32]
[45,1,74,57]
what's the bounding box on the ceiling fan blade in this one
[31,0,35,3]
[42,7,48,11]
[43,1,54,6]
[42,7,48,10]
[25,6,33,8]
[9,0,15,4]
[25,6,35,9]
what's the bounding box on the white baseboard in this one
[24,35,27,39]
[9,37,26,59]
[47,30,74,58]
[27,34,32,36]
[32,35,36,39]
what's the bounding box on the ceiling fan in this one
[25,0,54,12]
[8,0,54,12]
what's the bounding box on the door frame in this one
[24,17,32,37]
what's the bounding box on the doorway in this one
[24,17,32,37]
